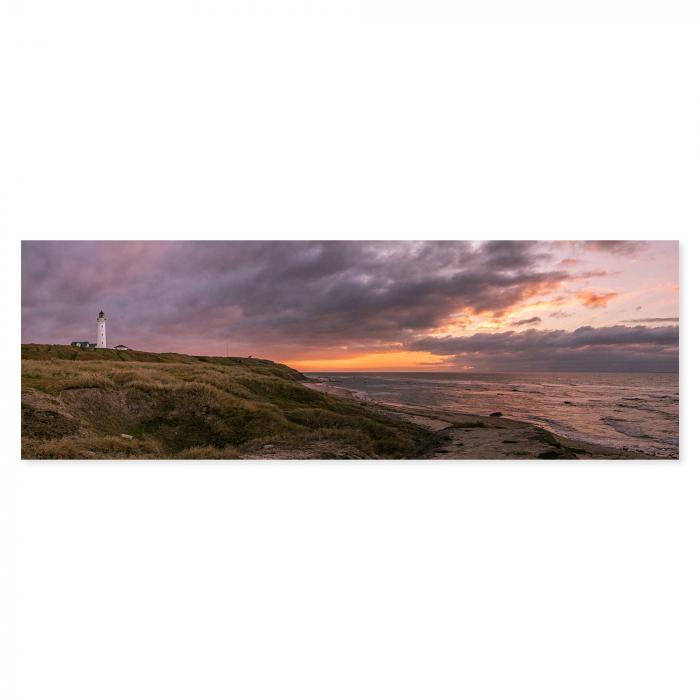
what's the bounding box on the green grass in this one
[21,344,435,459]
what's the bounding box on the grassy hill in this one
[21,344,434,459]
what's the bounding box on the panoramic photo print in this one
[21,240,679,460]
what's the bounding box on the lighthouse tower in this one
[96,310,107,348]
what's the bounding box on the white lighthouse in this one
[97,310,107,348]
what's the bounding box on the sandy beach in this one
[302,381,652,459]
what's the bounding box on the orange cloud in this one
[577,290,619,308]
[437,288,579,334]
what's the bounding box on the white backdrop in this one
[1,3,697,699]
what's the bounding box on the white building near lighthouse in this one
[97,310,107,348]
[70,310,130,350]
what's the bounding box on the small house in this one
[114,344,130,350]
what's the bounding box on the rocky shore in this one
[303,381,652,460]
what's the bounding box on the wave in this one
[601,417,654,440]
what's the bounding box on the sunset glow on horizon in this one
[281,350,451,373]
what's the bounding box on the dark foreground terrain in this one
[22,345,647,460]
[21,345,437,459]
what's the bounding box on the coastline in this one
[302,381,656,460]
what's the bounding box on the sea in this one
[305,372,680,458]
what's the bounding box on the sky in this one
[21,240,679,372]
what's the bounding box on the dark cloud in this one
[580,241,648,254]
[408,325,679,372]
[549,310,574,318]
[622,317,679,324]
[510,316,541,327]
[477,240,543,269]
[21,240,566,354]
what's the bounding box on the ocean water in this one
[306,372,680,458]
